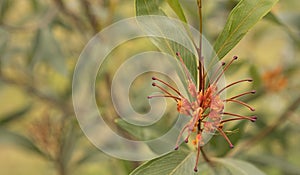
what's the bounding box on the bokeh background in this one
[0,0,299,175]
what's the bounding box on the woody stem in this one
[197,0,203,92]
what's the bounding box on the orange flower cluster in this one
[148,53,256,172]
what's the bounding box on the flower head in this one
[148,52,256,172]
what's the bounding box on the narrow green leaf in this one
[130,152,264,175]
[135,0,165,16]
[135,0,198,81]
[214,158,266,175]
[130,149,212,175]
[0,105,31,125]
[213,0,279,60]
[166,0,187,23]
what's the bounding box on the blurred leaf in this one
[264,11,282,25]
[27,29,40,64]
[247,155,300,175]
[52,17,74,31]
[60,123,78,168]
[166,0,187,23]
[265,12,300,47]
[29,0,39,12]
[0,27,9,48]
[115,118,145,139]
[135,0,198,81]
[213,0,278,60]
[74,148,103,166]
[214,158,266,175]
[0,105,31,125]
[249,64,262,89]
[0,0,13,21]
[31,28,67,75]
[116,117,171,146]
[0,128,47,158]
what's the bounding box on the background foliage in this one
[0,0,300,175]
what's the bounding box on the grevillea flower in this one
[148,52,257,172]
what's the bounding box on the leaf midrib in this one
[168,152,194,175]
[215,0,265,58]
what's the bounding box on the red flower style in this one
[148,52,256,172]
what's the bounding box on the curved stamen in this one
[184,130,191,143]
[147,95,180,101]
[209,61,226,84]
[221,116,257,123]
[222,112,257,122]
[217,79,253,95]
[152,77,182,96]
[224,99,255,111]
[217,127,234,148]
[213,56,238,84]
[174,124,189,150]
[194,145,200,172]
[152,83,173,97]
[229,90,256,100]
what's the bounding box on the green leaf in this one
[265,12,300,47]
[213,0,279,60]
[130,149,212,175]
[0,105,31,125]
[249,64,262,89]
[135,0,165,16]
[247,155,300,175]
[214,158,266,175]
[166,0,187,23]
[135,0,198,81]
[130,151,265,175]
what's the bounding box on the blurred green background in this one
[0,0,299,175]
